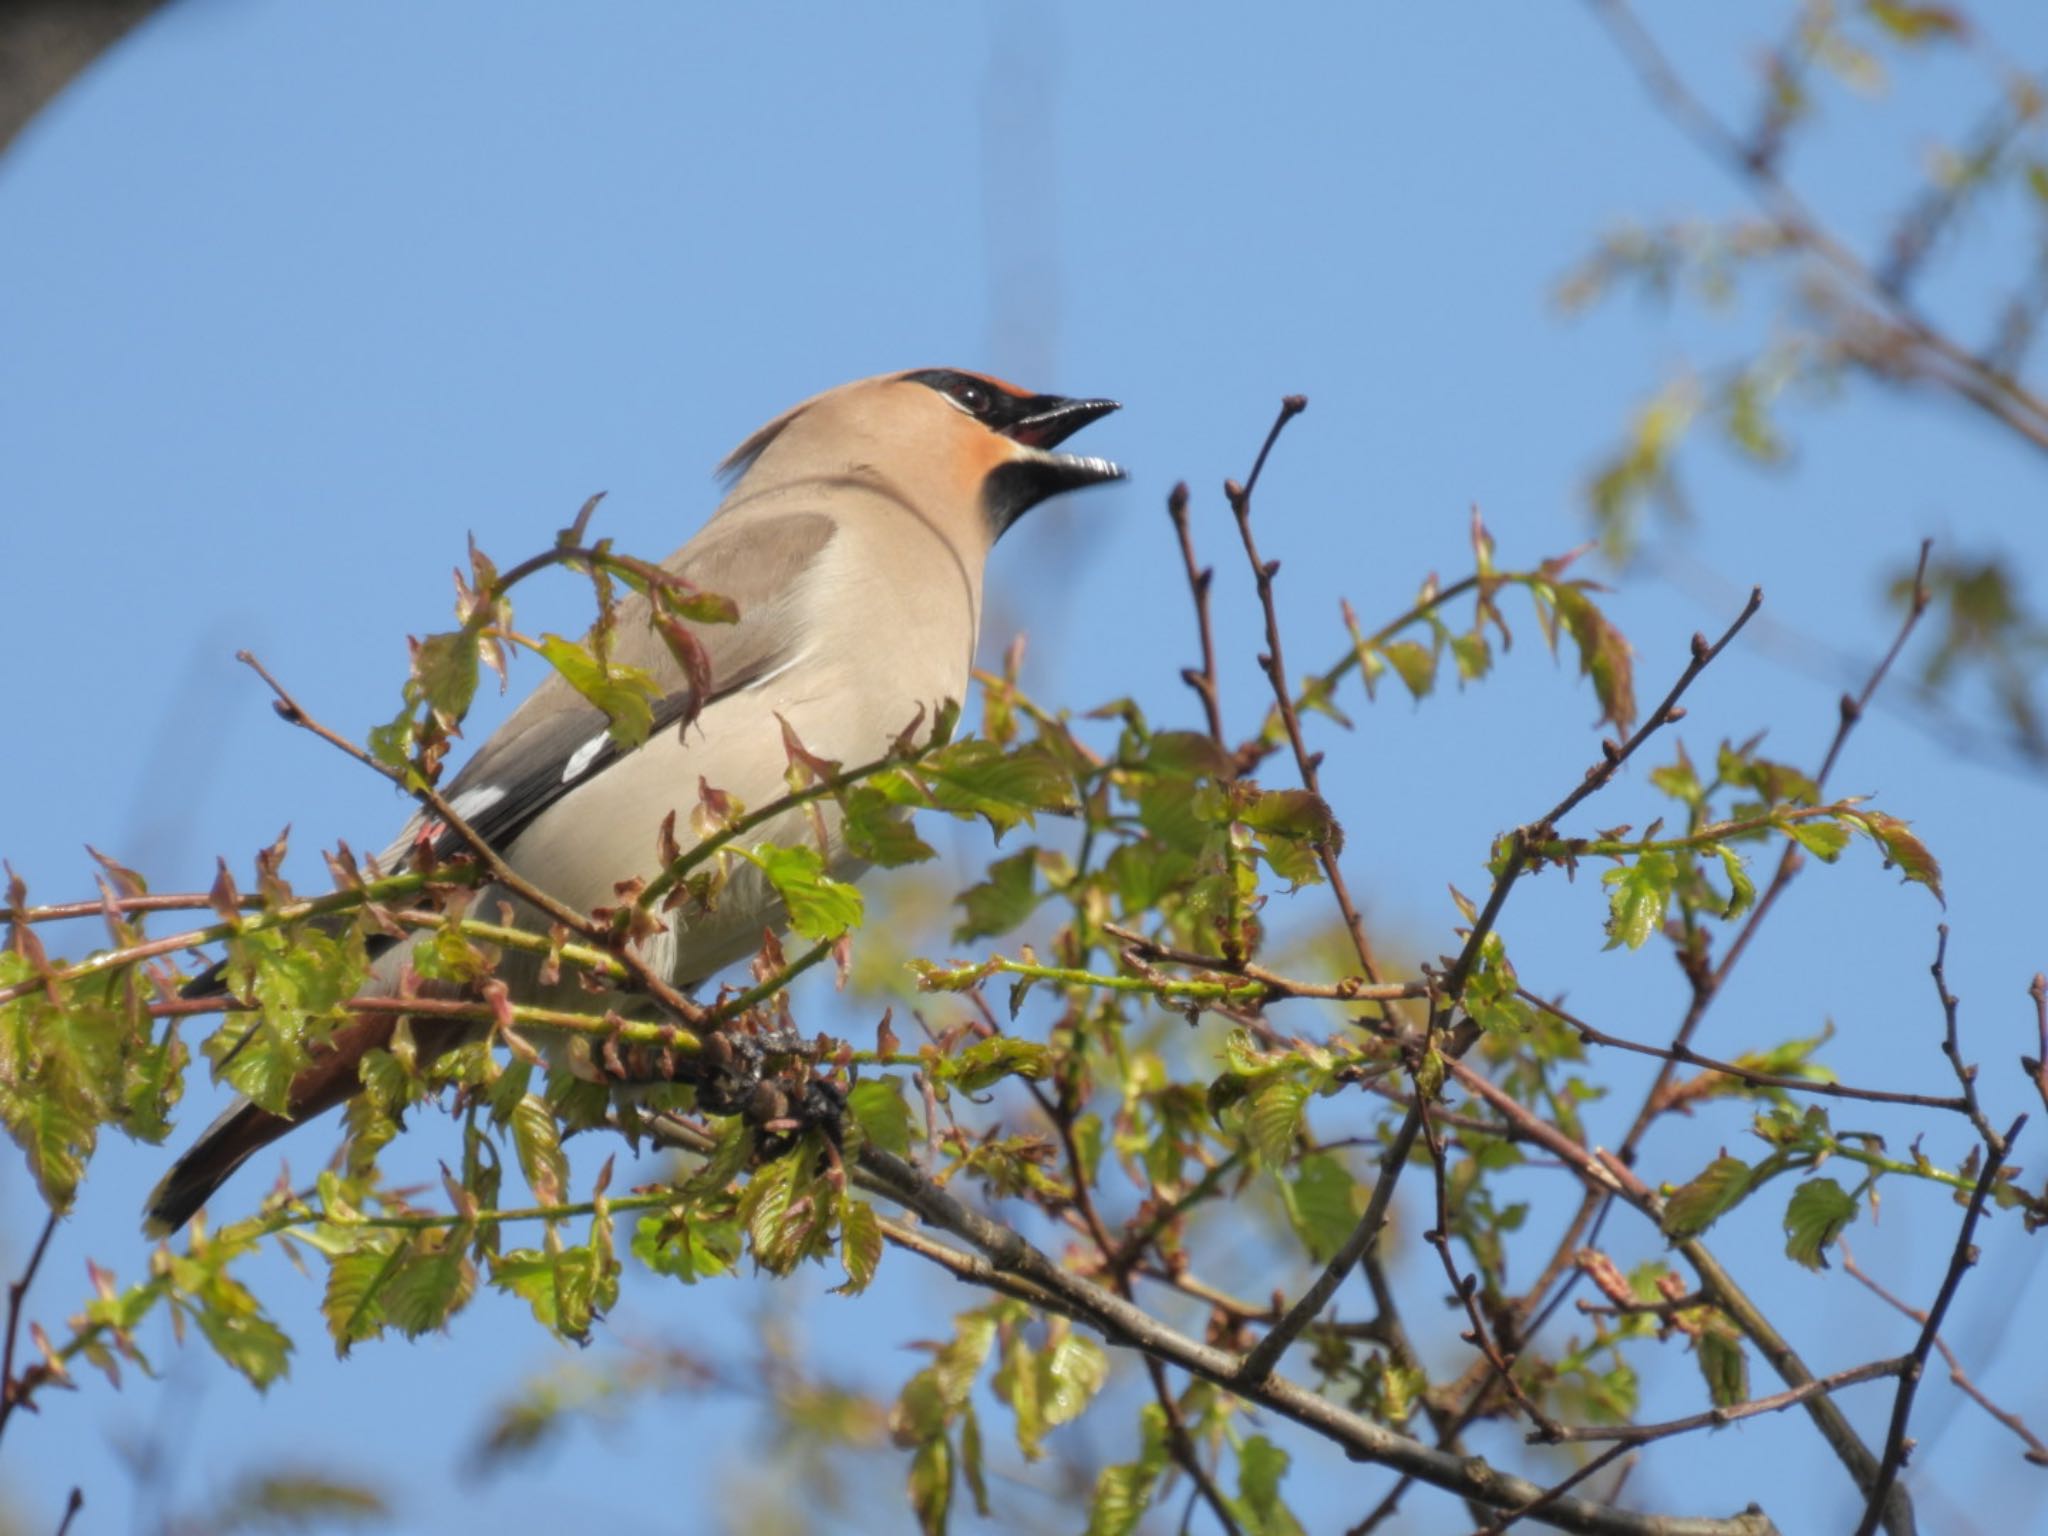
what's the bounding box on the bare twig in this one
[1167,480,1228,749]
[1225,393,1385,987]
[1841,1242,2048,1468]
[1548,1356,1907,1446]
[53,1489,82,1536]
[1523,989,1972,1115]
[0,1209,59,1445]
[1853,1114,2028,1536]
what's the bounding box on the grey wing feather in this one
[391,510,837,864]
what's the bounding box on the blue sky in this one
[3,4,2046,1532]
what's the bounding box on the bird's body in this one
[144,368,1121,1234]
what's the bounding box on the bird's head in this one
[719,368,1124,548]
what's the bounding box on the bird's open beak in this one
[992,395,1126,521]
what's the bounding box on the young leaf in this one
[1783,1177,1858,1270]
[1602,851,1676,950]
[954,848,1041,942]
[746,843,865,941]
[1664,1154,1755,1238]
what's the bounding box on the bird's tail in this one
[142,1099,295,1238]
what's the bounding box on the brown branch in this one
[846,1143,1777,1536]
[1167,480,1228,749]
[53,1489,82,1536]
[1929,925,2005,1154]
[1416,1099,1564,1441]
[1472,1444,1634,1536]
[1546,1356,1908,1447]
[0,1209,59,1446]
[1853,1114,2029,1536]
[1841,1242,2048,1469]
[1225,393,1384,987]
[1522,990,1971,1115]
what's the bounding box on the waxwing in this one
[145,368,1122,1234]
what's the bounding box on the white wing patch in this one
[449,785,506,821]
[560,732,608,785]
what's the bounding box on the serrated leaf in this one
[1246,1078,1308,1167]
[383,1243,475,1338]
[949,1037,1051,1094]
[908,1434,951,1536]
[510,1094,568,1206]
[1086,1461,1158,1536]
[536,633,659,749]
[1664,1154,1754,1238]
[323,1243,402,1353]
[1602,851,1676,949]
[1233,1435,1307,1536]
[848,1078,914,1157]
[411,631,479,724]
[837,1191,883,1294]
[1551,584,1637,734]
[1697,1327,1748,1407]
[747,842,865,941]
[1783,818,1852,861]
[631,1210,741,1284]
[954,848,1040,942]
[1379,639,1437,700]
[1850,811,1945,903]
[922,741,1074,833]
[1783,1177,1858,1270]
[841,785,937,868]
[1281,1153,1359,1263]
[1039,1333,1108,1427]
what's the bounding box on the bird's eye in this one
[954,381,992,417]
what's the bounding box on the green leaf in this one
[921,740,1075,834]
[1039,1332,1109,1427]
[1232,1435,1307,1536]
[490,1243,611,1339]
[1783,1177,1858,1270]
[1086,1462,1158,1536]
[536,633,659,749]
[1551,584,1637,734]
[383,1242,475,1337]
[510,1095,568,1206]
[953,848,1041,942]
[1602,851,1676,949]
[1281,1153,1359,1263]
[949,1037,1051,1094]
[195,1290,293,1390]
[848,1078,915,1157]
[1697,1326,1749,1408]
[1379,639,1437,700]
[1246,1078,1308,1167]
[1450,631,1492,683]
[837,1191,883,1295]
[323,1242,402,1353]
[746,843,865,941]
[1649,745,1703,807]
[1238,789,1337,843]
[411,631,479,724]
[1664,1154,1755,1239]
[908,1434,952,1536]
[631,1210,741,1284]
[1710,843,1756,919]
[1783,818,1852,861]
[1848,811,1945,903]
[841,785,937,868]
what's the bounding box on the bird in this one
[143,367,1123,1235]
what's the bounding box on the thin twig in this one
[1225,393,1385,987]
[1167,480,1228,749]
[1547,1356,1908,1446]
[1841,1242,2048,1468]
[1523,989,1971,1115]
[0,1209,60,1445]
[1853,1114,2029,1536]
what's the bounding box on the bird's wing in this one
[395,509,837,863]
